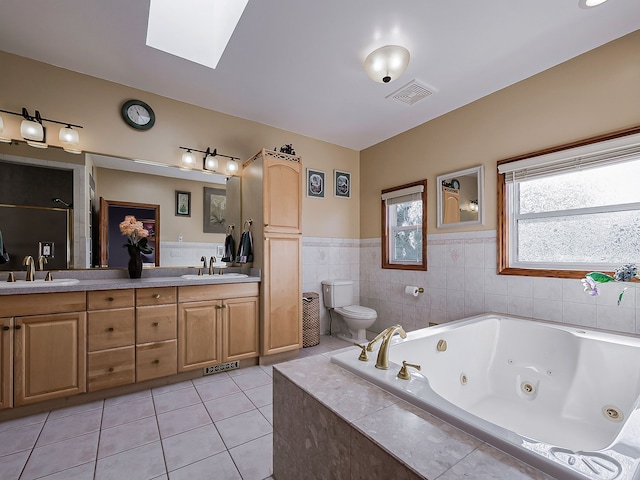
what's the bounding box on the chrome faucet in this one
[23,255,35,281]
[209,256,216,275]
[366,324,407,370]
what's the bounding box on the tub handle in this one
[397,360,421,380]
[353,343,369,362]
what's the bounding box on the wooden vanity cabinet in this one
[135,287,177,382]
[0,317,12,410]
[242,149,303,357]
[86,289,135,392]
[0,292,86,407]
[178,283,259,371]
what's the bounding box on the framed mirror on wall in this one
[436,166,484,229]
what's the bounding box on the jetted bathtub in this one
[331,314,640,480]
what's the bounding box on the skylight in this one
[146,0,249,69]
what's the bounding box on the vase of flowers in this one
[120,215,153,279]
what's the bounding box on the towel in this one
[0,228,8,264]
[222,233,236,262]
[235,230,253,264]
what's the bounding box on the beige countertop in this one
[0,267,261,295]
[274,351,555,480]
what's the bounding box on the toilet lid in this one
[336,305,377,319]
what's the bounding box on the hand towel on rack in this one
[222,233,236,262]
[0,228,9,264]
[235,230,253,264]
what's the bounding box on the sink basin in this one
[0,278,80,288]
[180,273,248,280]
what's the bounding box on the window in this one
[498,127,640,277]
[381,180,427,270]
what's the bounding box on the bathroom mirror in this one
[0,141,232,269]
[436,165,484,228]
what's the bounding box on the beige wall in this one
[0,51,360,239]
[360,30,640,238]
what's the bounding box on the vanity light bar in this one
[0,107,83,152]
[178,146,240,175]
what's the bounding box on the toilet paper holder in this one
[404,286,425,296]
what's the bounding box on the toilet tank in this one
[321,280,353,308]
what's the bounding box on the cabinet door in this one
[223,297,259,362]
[263,158,301,234]
[14,312,86,406]
[177,301,222,372]
[0,317,12,410]
[263,234,302,355]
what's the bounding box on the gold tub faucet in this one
[366,324,407,370]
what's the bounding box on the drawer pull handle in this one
[107,327,114,332]
[15,325,21,330]
[2,326,9,331]
[152,359,160,364]
[108,367,114,373]
[153,294,161,299]
[107,297,114,302]
[152,322,159,327]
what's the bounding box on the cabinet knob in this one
[108,367,114,373]
[153,294,161,299]
[2,325,9,331]
[107,327,114,332]
[152,359,160,364]
[152,322,159,327]
[15,325,21,330]
[107,297,114,302]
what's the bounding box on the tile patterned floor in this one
[0,335,351,480]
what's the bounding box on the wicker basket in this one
[302,292,320,347]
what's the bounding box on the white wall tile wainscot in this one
[300,231,640,337]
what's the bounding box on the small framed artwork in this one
[307,168,325,198]
[204,187,226,233]
[334,170,351,198]
[175,191,191,217]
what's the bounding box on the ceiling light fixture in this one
[179,146,240,175]
[0,107,83,151]
[364,45,410,84]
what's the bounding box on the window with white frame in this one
[381,180,427,270]
[498,129,640,274]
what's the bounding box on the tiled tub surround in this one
[332,314,640,480]
[303,232,640,340]
[273,353,553,480]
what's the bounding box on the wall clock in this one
[121,99,155,130]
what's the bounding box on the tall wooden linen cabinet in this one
[241,149,302,357]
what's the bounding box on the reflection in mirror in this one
[436,166,484,228]
[99,198,159,268]
[0,141,233,270]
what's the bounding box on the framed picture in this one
[140,220,156,240]
[307,168,325,198]
[175,191,191,217]
[204,187,226,233]
[334,170,351,198]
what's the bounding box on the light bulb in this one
[20,119,44,141]
[204,156,218,171]
[181,150,196,168]
[226,159,238,174]
[0,115,10,143]
[59,126,79,146]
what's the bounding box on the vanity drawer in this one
[136,287,177,306]
[87,346,135,392]
[178,283,259,303]
[0,292,86,317]
[87,308,135,351]
[136,340,177,382]
[87,289,134,310]
[136,304,177,343]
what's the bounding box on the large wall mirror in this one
[0,141,235,270]
[436,165,484,228]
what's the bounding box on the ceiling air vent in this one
[387,80,434,106]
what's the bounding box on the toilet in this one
[322,280,377,343]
